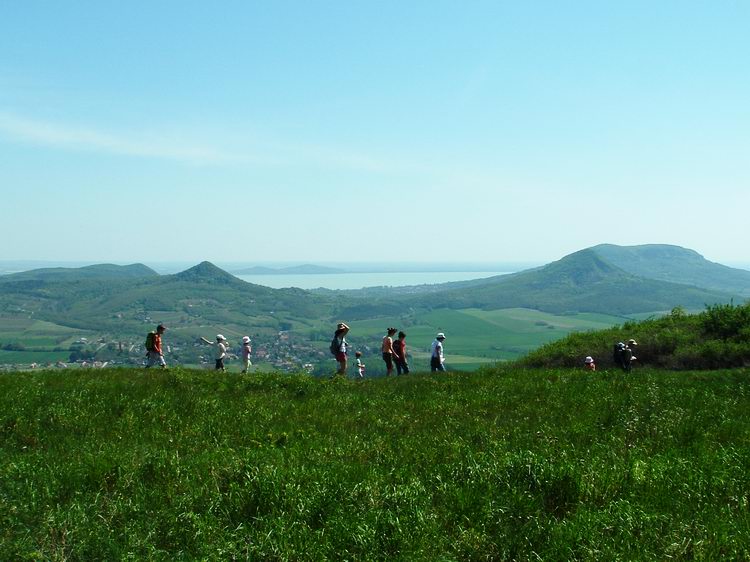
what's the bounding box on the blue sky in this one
[1,1,748,265]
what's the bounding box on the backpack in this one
[392,339,402,356]
[330,336,340,356]
[145,331,156,352]
[612,342,625,364]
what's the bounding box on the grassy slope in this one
[2,366,749,560]
[521,302,750,370]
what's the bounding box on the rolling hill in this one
[0,261,334,337]
[591,244,750,297]
[396,249,739,315]
[0,263,158,282]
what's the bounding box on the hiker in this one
[393,331,409,375]
[613,339,637,372]
[355,350,365,379]
[622,339,637,372]
[240,336,252,373]
[145,324,167,368]
[331,322,350,375]
[381,327,398,376]
[613,341,627,370]
[430,332,447,372]
[584,356,596,371]
[213,334,228,371]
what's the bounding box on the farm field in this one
[330,308,627,370]
[2,365,749,559]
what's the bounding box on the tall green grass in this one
[2,366,750,560]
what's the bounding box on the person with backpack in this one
[613,342,626,370]
[613,339,638,372]
[145,324,167,368]
[393,331,409,375]
[430,332,447,372]
[622,339,638,372]
[381,327,399,376]
[331,322,350,375]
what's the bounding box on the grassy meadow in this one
[2,365,750,560]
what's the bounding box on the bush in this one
[519,302,750,370]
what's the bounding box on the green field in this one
[330,308,626,371]
[2,366,749,559]
[0,350,71,364]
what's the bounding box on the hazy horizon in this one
[2,254,749,277]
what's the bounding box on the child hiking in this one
[355,350,365,379]
[240,336,252,373]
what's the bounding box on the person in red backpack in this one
[393,331,409,375]
[145,324,167,368]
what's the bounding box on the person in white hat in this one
[430,332,447,372]
[584,356,596,371]
[214,334,228,372]
[623,339,638,372]
[241,336,252,374]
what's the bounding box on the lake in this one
[235,271,511,290]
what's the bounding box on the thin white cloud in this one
[0,112,231,164]
[0,111,481,183]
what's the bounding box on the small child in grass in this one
[241,336,252,374]
[584,356,596,371]
[355,351,365,379]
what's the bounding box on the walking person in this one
[145,324,167,369]
[240,336,252,374]
[331,322,350,375]
[430,332,447,372]
[393,331,410,375]
[382,327,398,376]
[214,334,228,371]
[622,339,638,372]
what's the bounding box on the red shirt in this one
[153,333,163,354]
[392,339,404,359]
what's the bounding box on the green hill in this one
[0,263,158,282]
[1,249,746,370]
[592,244,750,297]
[404,249,738,314]
[0,262,335,355]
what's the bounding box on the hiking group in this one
[331,322,447,377]
[612,339,638,372]
[145,325,252,372]
[145,322,636,376]
[582,339,639,372]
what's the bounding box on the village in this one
[0,330,333,374]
